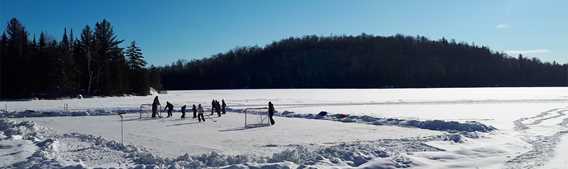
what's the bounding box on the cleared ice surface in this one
[22,113,442,157]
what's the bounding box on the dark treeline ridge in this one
[161,34,568,89]
[0,18,161,99]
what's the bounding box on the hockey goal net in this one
[139,104,162,118]
[243,107,270,128]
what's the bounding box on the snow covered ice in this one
[2,87,568,168]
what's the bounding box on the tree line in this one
[0,18,161,99]
[160,34,568,89]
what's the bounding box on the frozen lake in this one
[4,87,568,130]
[3,87,568,168]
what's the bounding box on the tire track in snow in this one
[513,108,559,131]
[559,117,568,127]
[505,108,568,169]
[527,110,566,126]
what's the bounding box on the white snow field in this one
[1,87,568,168]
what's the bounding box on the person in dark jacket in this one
[221,100,227,114]
[151,96,160,118]
[215,100,221,117]
[180,105,187,119]
[192,104,197,119]
[198,104,205,122]
[268,101,275,125]
[211,100,215,115]
[164,102,174,118]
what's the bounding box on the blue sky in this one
[1,0,568,66]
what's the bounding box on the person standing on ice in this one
[192,104,197,119]
[151,96,160,118]
[180,105,187,119]
[197,104,206,122]
[221,99,227,114]
[268,101,275,125]
[164,102,174,118]
[215,100,222,117]
[211,100,217,115]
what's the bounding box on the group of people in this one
[151,96,276,125]
[151,96,221,122]
[210,99,226,117]
[178,103,206,122]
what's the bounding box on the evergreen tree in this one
[4,18,30,98]
[0,17,154,99]
[46,37,64,97]
[126,41,146,70]
[94,19,126,95]
[27,34,40,95]
[35,32,50,95]
[77,25,95,96]
[126,41,149,95]
[148,65,162,91]
[0,33,5,98]
[59,28,78,96]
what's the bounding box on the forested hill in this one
[161,34,568,89]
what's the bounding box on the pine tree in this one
[58,28,78,96]
[94,19,125,95]
[34,32,51,95]
[66,28,79,94]
[78,25,95,96]
[5,18,30,98]
[1,18,151,99]
[28,34,40,95]
[126,41,146,70]
[148,65,162,91]
[46,37,64,97]
[126,41,149,95]
[0,33,5,98]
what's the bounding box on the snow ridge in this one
[0,109,136,118]
[54,132,451,168]
[238,108,497,133]
[0,119,66,169]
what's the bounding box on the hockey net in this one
[139,104,162,118]
[243,107,270,128]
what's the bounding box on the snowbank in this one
[0,109,122,118]
[0,119,65,169]
[241,109,496,133]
